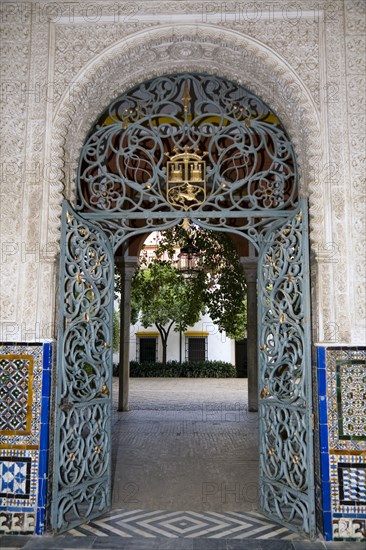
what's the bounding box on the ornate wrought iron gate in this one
[257,202,315,538]
[51,74,315,536]
[51,202,114,532]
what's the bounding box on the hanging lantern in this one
[177,237,201,279]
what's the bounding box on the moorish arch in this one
[47,30,324,532]
[47,24,323,251]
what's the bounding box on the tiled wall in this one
[317,347,366,541]
[0,342,52,535]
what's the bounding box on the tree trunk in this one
[162,336,167,367]
[156,321,174,367]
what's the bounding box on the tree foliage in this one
[154,226,247,339]
[112,309,120,352]
[131,260,205,329]
[131,260,206,365]
[118,228,247,366]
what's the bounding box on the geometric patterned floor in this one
[71,509,302,540]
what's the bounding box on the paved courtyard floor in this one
[111,377,259,513]
[0,378,359,549]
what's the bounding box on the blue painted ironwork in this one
[257,200,315,538]
[53,74,315,536]
[51,202,114,533]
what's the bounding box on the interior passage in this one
[111,378,259,512]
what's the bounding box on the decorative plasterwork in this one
[53,14,321,108]
[47,23,322,249]
[344,0,366,343]
[0,12,31,322]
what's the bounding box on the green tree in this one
[129,227,247,366]
[131,260,206,365]
[112,309,120,352]
[155,227,247,339]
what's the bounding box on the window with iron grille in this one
[186,337,207,362]
[137,337,158,363]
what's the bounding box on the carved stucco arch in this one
[48,24,323,247]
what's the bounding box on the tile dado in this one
[0,342,52,535]
[337,362,366,441]
[317,347,366,542]
[0,355,34,435]
[327,348,366,453]
[1,341,364,539]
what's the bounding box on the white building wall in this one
[130,312,236,364]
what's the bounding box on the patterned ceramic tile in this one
[35,342,53,535]
[0,457,31,498]
[0,511,35,534]
[326,348,366,453]
[0,342,53,535]
[0,450,39,512]
[319,347,366,541]
[0,344,43,449]
[337,361,366,441]
[339,463,366,505]
[0,355,33,435]
[330,454,366,514]
[332,517,366,540]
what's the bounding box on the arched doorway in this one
[51,74,315,538]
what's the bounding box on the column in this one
[242,262,258,412]
[115,256,137,412]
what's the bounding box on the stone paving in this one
[111,378,259,513]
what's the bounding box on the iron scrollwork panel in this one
[51,201,114,533]
[257,200,315,537]
[77,73,298,225]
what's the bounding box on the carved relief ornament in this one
[48,24,322,248]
